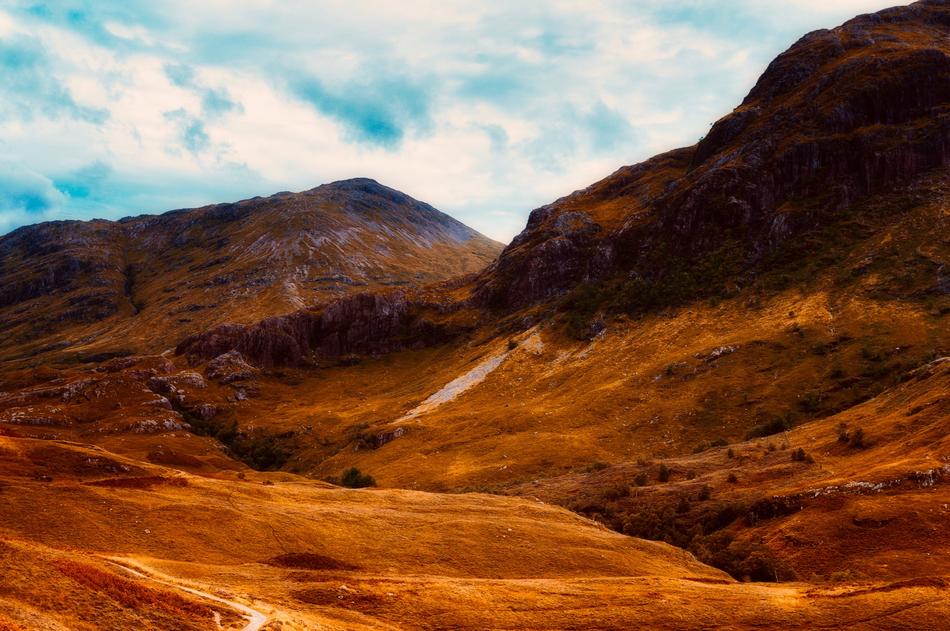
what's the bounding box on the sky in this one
[0,0,910,243]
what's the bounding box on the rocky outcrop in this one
[177,290,466,367]
[473,149,690,308]
[205,350,259,383]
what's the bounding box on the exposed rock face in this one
[205,350,259,384]
[0,178,502,365]
[473,149,690,308]
[178,290,464,367]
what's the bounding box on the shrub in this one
[698,485,712,501]
[849,428,866,449]
[799,390,822,414]
[338,354,361,366]
[658,464,671,482]
[694,438,728,453]
[860,345,884,362]
[745,414,793,439]
[727,473,738,484]
[231,431,295,470]
[689,531,796,583]
[727,448,735,459]
[634,473,649,486]
[572,485,797,583]
[183,410,295,471]
[685,470,697,480]
[836,422,850,443]
[791,447,808,462]
[601,485,630,501]
[558,240,745,327]
[737,548,796,582]
[56,560,213,618]
[340,467,376,488]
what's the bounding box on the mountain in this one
[163,0,948,586]
[1,2,949,629]
[474,0,950,310]
[177,0,949,368]
[0,178,502,366]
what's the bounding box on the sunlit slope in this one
[2,436,949,629]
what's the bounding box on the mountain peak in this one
[0,180,502,365]
[319,176,385,190]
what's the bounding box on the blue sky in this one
[0,0,909,242]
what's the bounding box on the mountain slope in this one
[3,437,950,630]
[0,178,502,366]
[175,0,949,369]
[474,0,950,309]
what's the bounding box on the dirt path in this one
[107,559,268,630]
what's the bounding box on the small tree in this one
[658,464,671,482]
[340,467,376,488]
[849,428,866,449]
[675,495,691,514]
[836,422,850,443]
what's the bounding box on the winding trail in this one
[106,559,268,630]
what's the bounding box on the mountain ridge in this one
[177,0,950,367]
[0,178,502,366]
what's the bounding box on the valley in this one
[0,1,948,628]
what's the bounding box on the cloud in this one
[0,34,108,123]
[163,108,210,154]
[17,1,169,51]
[287,73,432,148]
[163,62,243,118]
[0,1,913,242]
[54,161,113,200]
[0,163,67,231]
